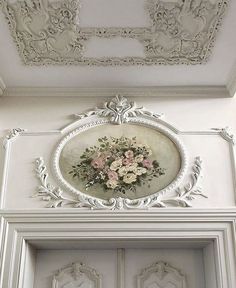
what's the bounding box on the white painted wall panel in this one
[0,96,236,210]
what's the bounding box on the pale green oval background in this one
[59,124,181,200]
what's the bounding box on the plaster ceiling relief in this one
[0,0,229,66]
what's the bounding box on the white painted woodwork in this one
[25,247,213,288]
[1,210,236,288]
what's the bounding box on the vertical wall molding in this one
[0,77,6,96]
[117,248,125,288]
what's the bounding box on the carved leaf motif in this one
[33,156,206,210]
[74,95,163,124]
[162,157,207,208]
[33,157,81,208]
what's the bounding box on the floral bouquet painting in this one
[69,136,166,195]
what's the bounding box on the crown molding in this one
[2,85,231,98]
[0,77,6,96]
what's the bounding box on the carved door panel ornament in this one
[137,261,187,288]
[52,262,102,288]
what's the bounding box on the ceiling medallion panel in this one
[0,0,229,66]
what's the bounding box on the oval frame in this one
[52,117,188,207]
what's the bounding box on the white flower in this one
[134,167,147,176]
[146,148,152,156]
[126,163,138,172]
[106,179,118,189]
[134,154,144,163]
[123,173,137,184]
[118,166,128,176]
[110,159,123,171]
[124,150,134,159]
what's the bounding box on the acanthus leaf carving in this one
[33,157,81,208]
[33,156,206,210]
[74,95,163,125]
[162,156,207,208]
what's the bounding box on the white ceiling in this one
[0,0,236,96]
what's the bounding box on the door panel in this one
[32,248,205,288]
[125,249,205,288]
[34,249,117,288]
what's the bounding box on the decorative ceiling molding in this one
[0,76,6,96]
[1,85,231,98]
[0,0,229,66]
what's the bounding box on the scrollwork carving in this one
[0,0,229,65]
[32,157,81,208]
[74,95,163,125]
[33,156,206,209]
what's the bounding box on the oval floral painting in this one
[58,124,182,200]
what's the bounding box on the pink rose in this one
[142,159,153,169]
[107,170,118,181]
[125,150,134,159]
[91,157,105,169]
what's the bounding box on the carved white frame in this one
[52,117,189,210]
[0,210,235,288]
[0,95,235,210]
[52,261,102,288]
